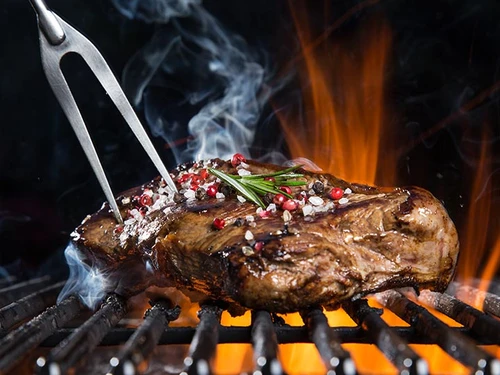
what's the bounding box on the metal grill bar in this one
[182,304,223,375]
[301,308,356,375]
[344,299,428,375]
[0,296,81,374]
[252,311,285,375]
[107,299,180,375]
[416,290,500,343]
[40,324,493,346]
[0,277,498,375]
[0,276,52,308]
[0,276,17,289]
[0,281,65,338]
[36,294,127,375]
[377,290,496,373]
[448,283,500,319]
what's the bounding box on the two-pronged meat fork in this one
[29,0,177,223]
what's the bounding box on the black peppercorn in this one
[312,181,324,194]
[263,192,274,205]
[195,188,207,200]
[219,184,232,197]
[173,193,187,203]
[234,218,244,227]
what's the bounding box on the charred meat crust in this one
[72,158,459,314]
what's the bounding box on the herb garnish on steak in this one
[71,157,459,315]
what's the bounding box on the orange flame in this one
[280,2,395,186]
[458,127,492,284]
[455,123,500,310]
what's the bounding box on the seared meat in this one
[72,158,459,314]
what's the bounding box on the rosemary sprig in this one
[208,165,307,208]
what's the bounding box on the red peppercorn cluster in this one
[254,241,264,252]
[329,187,344,200]
[206,183,219,197]
[279,186,292,195]
[231,153,246,167]
[139,194,152,207]
[177,168,212,191]
[212,217,225,230]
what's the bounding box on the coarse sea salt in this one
[308,196,324,206]
[245,230,254,241]
[215,192,225,199]
[266,203,277,212]
[237,169,252,176]
[344,188,352,194]
[338,197,349,205]
[282,210,292,222]
[184,190,196,199]
[237,195,246,203]
[302,205,313,216]
[242,246,254,256]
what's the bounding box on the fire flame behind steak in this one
[70,158,459,314]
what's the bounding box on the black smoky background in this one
[0,0,499,280]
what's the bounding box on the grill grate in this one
[0,278,499,375]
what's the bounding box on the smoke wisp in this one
[113,0,280,163]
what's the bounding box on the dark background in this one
[1,0,499,280]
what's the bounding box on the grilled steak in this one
[71,158,459,314]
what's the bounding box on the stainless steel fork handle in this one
[29,0,65,45]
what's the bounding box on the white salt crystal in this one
[184,190,196,199]
[245,215,255,222]
[237,169,252,176]
[266,203,277,212]
[345,188,352,194]
[119,232,128,244]
[338,197,349,205]
[121,197,131,205]
[215,192,225,199]
[302,205,313,216]
[237,195,246,203]
[242,246,254,256]
[282,210,292,222]
[245,230,254,241]
[308,196,324,206]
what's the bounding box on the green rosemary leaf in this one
[240,179,294,199]
[208,168,265,207]
[208,164,308,207]
[238,165,304,179]
[277,180,308,187]
[273,173,305,180]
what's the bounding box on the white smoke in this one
[58,243,109,308]
[113,0,282,163]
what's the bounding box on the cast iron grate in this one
[0,277,499,375]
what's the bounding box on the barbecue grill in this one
[1,277,499,375]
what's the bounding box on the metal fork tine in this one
[38,27,124,223]
[52,15,176,193]
[34,8,178,223]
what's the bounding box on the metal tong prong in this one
[29,0,178,224]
